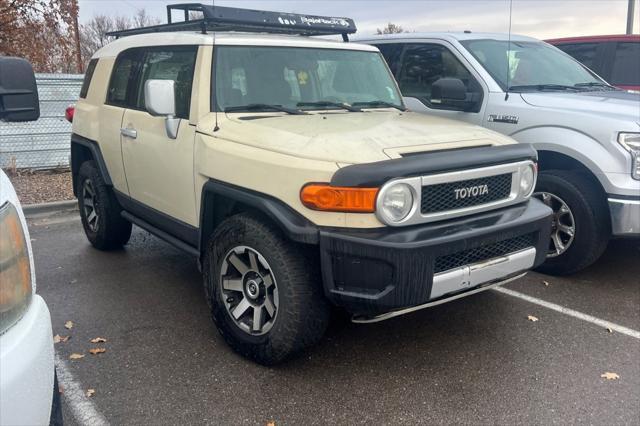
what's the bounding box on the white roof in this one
[355,32,540,44]
[93,31,377,58]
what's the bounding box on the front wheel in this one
[533,169,610,275]
[203,213,330,365]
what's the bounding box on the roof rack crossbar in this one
[106,3,356,40]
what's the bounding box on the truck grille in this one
[434,233,535,274]
[421,173,512,214]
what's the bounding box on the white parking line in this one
[54,353,109,426]
[494,286,640,339]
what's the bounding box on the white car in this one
[0,169,61,425]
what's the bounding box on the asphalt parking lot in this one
[29,209,640,425]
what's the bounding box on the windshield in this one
[214,46,403,112]
[460,39,606,91]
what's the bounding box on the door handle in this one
[120,127,137,139]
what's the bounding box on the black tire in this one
[49,370,63,426]
[534,169,610,275]
[203,213,330,365]
[77,161,132,250]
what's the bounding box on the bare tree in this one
[132,8,161,28]
[80,9,160,66]
[376,23,406,35]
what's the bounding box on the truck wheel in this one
[203,213,330,365]
[533,169,609,275]
[77,161,132,250]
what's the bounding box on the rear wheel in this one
[203,213,329,365]
[533,169,610,275]
[77,161,132,250]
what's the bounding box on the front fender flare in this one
[198,180,319,254]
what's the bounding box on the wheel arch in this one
[536,149,608,200]
[198,180,319,257]
[71,134,112,195]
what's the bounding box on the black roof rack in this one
[106,3,357,41]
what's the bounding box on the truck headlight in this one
[0,202,33,334]
[618,133,640,180]
[520,163,537,197]
[377,182,415,223]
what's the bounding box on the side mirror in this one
[144,79,179,139]
[430,78,479,112]
[0,57,40,122]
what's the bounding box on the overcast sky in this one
[78,0,639,40]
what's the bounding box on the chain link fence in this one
[0,73,83,170]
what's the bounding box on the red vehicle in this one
[546,34,640,91]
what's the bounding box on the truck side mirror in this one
[144,79,179,139]
[0,57,40,122]
[430,78,479,112]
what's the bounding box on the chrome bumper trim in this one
[351,247,536,324]
[351,273,526,324]
[430,247,536,299]
[608,198,640,236]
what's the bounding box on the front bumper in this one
[319,199,552,316]
[608,197,640,236]
[0,295,55,426]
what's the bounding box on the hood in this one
[520,90,640,122]
[212,111,515,164]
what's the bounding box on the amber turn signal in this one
[300,184,378,213]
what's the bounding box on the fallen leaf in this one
[90,337,107,343]
[527,315,539,322]
[89,348,106,355]
[543,280,550,286]
[606,328,613,333]
[601,372,619,380]
[69,353,85,360]
[53,334,70,344]
[266,422,276,426]
[86,389,95,397]
[64,320,74,330]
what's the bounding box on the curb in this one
[22,199,78,216]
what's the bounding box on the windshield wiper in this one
[297,101,361,112]
[574,82,619,91]
[508,84,583,92]
[352,100,407,111]
[224,103,306,115]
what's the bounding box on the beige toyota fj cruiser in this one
[70,4,552,364]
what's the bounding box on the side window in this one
[611,42,640,87]
[398,44,481,109]
[107,49,142,108]
[135,47,198,119]
[79,58,98,99]
[375,43,404,76]
[554,42,601,72]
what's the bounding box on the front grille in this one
[421,173,512,214]
[434,233,535,274]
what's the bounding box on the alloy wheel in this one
[82,179,99,232]
[534,191,575,257]
[220,246,279,335]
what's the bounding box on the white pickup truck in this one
[360,32,640,275]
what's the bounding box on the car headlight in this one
[618,133,640,180]
[0,202,33,334]
[519,163,537,197]
[377,182,415,223]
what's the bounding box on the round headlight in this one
[379,183,414,223]
[520,164,536,196]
